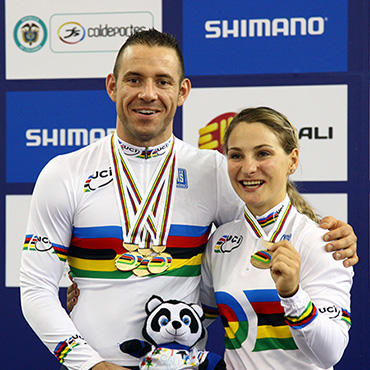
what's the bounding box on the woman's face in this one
[227,121,298,216]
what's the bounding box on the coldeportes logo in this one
[58,22,86,44]
[198,112,236,153]
[13,15,48,52]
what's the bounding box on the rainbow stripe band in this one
[341,308,351,326]
[251,250,271,265]
[284,301,318,329]
[244,201,292,242]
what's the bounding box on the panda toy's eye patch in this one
[151,308,171,331]
[180,308,199,333]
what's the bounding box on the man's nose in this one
[138,81,157,101]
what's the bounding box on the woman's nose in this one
[241,157,257,174]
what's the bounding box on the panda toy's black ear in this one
[145,295,164,315]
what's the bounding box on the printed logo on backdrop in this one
[58,22,86,44]
[183,0,348,75]
[13,15,48,52]
[197,112,334,154]
[50,12,153,53]
[6,90,117,183]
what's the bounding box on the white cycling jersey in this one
[20,134,242,370]
[201,196,353,370]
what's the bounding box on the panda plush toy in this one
[120,295,227,370]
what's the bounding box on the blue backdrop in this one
[1,0,369,368]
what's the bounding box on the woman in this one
[201,107,353,370]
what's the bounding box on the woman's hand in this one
[269,240,300,298]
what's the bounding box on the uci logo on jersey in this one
[318,305,340,319]
[214,234,243,253]
[83,167,113,192]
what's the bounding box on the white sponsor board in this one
[6,195,70,287]
[183,85,348,181]
[303,193,347,222]
[6,193,347,287]
[6,0,162,79]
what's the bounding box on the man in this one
[20,29,357,370]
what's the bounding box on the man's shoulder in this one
[51,134,111,164]
[175,138,225,163]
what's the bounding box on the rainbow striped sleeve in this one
[202,303,219,320]
[341,308,351,326]
[284,301,318,329]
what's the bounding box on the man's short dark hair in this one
[113,28,185,83]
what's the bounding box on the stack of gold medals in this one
[115,242,172,276]
[111,133,176,277]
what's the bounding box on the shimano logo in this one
[25,128,115,147]
[205,16,326,39]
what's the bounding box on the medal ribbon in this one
[244,199,292,242]
[111,133,176,247]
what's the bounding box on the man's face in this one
[106,44,191,147]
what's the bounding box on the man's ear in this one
[177,78,191,107]
[106,73,117,102]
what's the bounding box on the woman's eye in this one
[229,153,241,160]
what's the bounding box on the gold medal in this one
[152,245,166,254]
[133,257,152,277]
[115,252,143,272]
[261,240,274,249]
[138,248,153,257]
[123,242,139,252]
[148,252,172,274]
[250,249,273,269]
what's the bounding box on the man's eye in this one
[158,80,169,86]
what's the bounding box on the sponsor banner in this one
[303,194,347,222]
[6,195,70,287]
[6,90,116,183]
[183,0,347,75]
[183,85,347,181]
[6,0,161,79]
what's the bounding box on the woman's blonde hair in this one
[223,106,319,223]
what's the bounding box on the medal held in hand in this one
[250,249,273,269]
[250,240,274,269]
[245,200,293,270]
